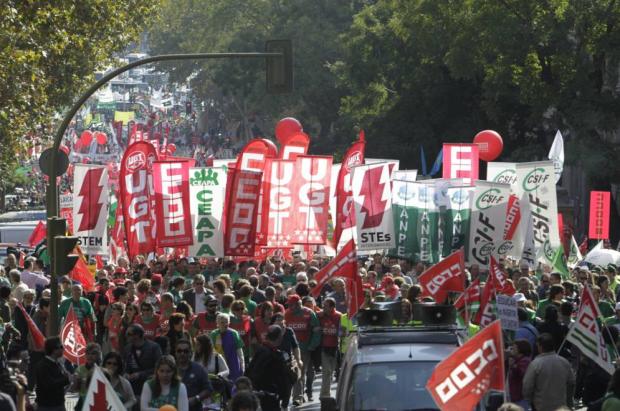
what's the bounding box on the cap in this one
[287,294,301,306]
[151,274,163,284]
[205,294,218,305]
[513,293,527,303]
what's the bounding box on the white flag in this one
[548,130,564,184]
[567,235,583,268]
[81,365,125,411]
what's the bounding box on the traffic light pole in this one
[46,49,288,336]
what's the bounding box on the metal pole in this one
[46,51,281,336]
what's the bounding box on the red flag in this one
[418,249,466,303]
[426,320,505,411]
[70,256,95,292]
[18,251,25,269]
[489,256,516,296]
[442,143,479,185]
[589,191,611,240]
[344,269,365,318]
[472,279,495,327]
[334,131,366,246]
[454,279,481,323]
[28,221,47,247]
[17,304,45,351]
[119,141,159,258]
[311,239,357,298]
[61,305,87,365]
[95,255,104,270]
[503,195,520,241]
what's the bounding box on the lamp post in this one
[46,42,292,336]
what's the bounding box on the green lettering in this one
[197,189,213,202]
[197,244,216,256]
[198,230,214,241]
[198,203,213,215]
[197,217,216,229]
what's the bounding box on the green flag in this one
[551,246,570,279]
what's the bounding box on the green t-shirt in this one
[242,297,257,317]
[603,394,620,411]
[58,298,94,328]
[281,274,296,287]
[600,301,615,318]
[210,328,244,356]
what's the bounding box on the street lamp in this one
[45,41,292,336]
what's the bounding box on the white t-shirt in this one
[194,291,206,314]
[140,381,188,411]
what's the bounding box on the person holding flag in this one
[58,284,96,340]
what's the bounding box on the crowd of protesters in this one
[2,247,620,410]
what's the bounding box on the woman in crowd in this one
[166,312,191,354]
[103,351,137,410]
[195,334,229,378]
[72,342,102,410]
[210,313,245,381]
[140,355,188,411]
[176,301,195,332]
[119,303,139,348]
[508,339,532,410]
[254,301,274,345]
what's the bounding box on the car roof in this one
[354,340,457,363]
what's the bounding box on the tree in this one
[0,1,158,196]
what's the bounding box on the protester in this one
[123,323,163,396]
[508,339,532,410]
[140,355,189,411]
[102,351,137,410]
[35,337,70,411]
[174,339,212,411]
[210,313,245,381]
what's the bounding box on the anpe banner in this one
[290,155,333,244]
[427,320,504,411]
[223,167,262,256]
[445,186,473,256]
[442,143,479,185]
[390,179,418,260]
[589,191,611,240]
[392,169,418,182]
[119,141,158,258]
[73,165,108,255]
[351,161,398,251]
[152,160,193,247]
[468,181,510,267]
[515,161,561,259]
[189,167,226,258]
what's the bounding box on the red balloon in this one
[80,130,93,146]
[95,132,107,145]
[473,130,503,162]
[167,143,176,153]
[275,117,302,143]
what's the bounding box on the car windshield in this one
[347,361,439,411]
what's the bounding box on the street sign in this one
[39,148,69,176]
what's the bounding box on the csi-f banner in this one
[442,143,479,185]
[468,181,510,267]
[152,160,193,247]
[223,167,262,256]
[515,161,561,258]
[73,164,109,255]
[589,191,611,240]
[351,161,398,251]
[427,320,504,411]
[486,162,518,188]
[189,167,226,258]
[419,249,465,303]
[119,141,159,258]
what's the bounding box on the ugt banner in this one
[152,160,194,247]
[73,164,109,255]
[119,141,158,258]
[589,191,611,240]
[351,161,398,251]
[262,159,295,248]
[442,143,479,185]
[223,167,262,256]
[468,181,510,267]
[189,167,227,258]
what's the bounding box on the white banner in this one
[392,169,418,182]
[189,167,226,257]
[81,365,125,411]
[73,164,108,254]
[496,294,519,331]
[515,161,561,261]
[468,180,510,266]
[351,161,398,250]
[487,162,518,188]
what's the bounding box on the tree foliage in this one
[0,0,158,192]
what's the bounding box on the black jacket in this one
[35,356,69,407]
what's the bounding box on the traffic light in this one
[53,236,79,277]
[266,40,293,94]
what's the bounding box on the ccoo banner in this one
[152,160,194,247]
[468,180,510,267]
[442,143,479,185]
[73,164,109,255]
[189,167,227,257]
[351,161,398,251]
[589,191,611,240]
[223,167,262,256]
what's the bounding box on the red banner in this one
[419,249,466,303]
[334,131,366,246]
[589,191,611,240]
[119,141,159,258]
[62,305,87,365]
[152,160,194,247]
[489,256,516,296]
[279,131,310,160]
[503,194,521,240]
[426,320,504,411]
[17,303,45,351]
[311,239,357,298]
[472,279,495,327]
[454,278,481,324]
[442,143,479,185]
[28,221,46,247]
[223,167,262,256]
[263,159,295,247]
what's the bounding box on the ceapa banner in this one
[442,143,479,185]
[467,180,510,267]
[589,191,611,240]
[351,161,398,251]
[119,141,159,258]
[189,167,226,258]
[152,160,194,247]
[514,161,561,260]
[223,167,262,256]
[73,164,109,255]
[290,155,333,245]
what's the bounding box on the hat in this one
[513,293,527,303]
[115,267,127,274]
[205,294,218,305]
[151,274,163,284]
[287,294,301,306]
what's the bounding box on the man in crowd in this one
[175,338,212,411]
[35,337,70,411]
[123,323,163,396]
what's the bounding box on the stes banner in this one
[73,164,108,255]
